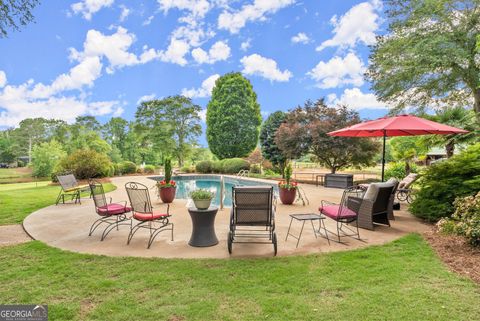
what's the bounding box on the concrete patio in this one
[23,175,429,259]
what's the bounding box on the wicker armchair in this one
[352,184,396,230]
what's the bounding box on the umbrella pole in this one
[381,132,386,182]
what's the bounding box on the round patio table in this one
[187,206,219,247]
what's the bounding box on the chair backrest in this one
[372,185,395,214]
[57,174,79,191]
[89,179,107,210]
[341,186,366,215]
[399,173,418,189]
[125,182,153,214]
[232,186,274,225]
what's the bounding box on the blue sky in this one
[0,0,389,137]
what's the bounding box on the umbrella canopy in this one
[328,114,469,181]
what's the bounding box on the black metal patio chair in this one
[125,182,174,249]
[319,186,366,243]
[55,173,90,205]
[88,180,132,241]
[228,186,277,256]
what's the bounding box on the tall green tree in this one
[0,130,18,163]
[136,96,202,166]
[367,0,480,120]
[0,0,40,37]
[206,72,261,159]
[260,111,287,176]
[13,118,58,163]
[102,117,129,158]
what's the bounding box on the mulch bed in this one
[423,228,480,284]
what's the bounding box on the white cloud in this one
[0,84,121,127]
[191,41,230,64]
[0,71,6,88]
[0,26,160,127]
[218,0,296,34]
[30,56,103,99]
[307,52,366,89]
[159,38,190,66]
[240,39,251,51]
[317,0,381,51]
[327,88,388,110]
[137,94,156,104]
[291,32,310,44]
[71,0,114,20]
[240,54,292,82]
[69,27,160,73]
[119,5,130,22]
[181,74,220,98]
[158,0,211,18]
[143,15,154,25]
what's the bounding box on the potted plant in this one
[157,158,176,203]
[190,189,215,210]
[278,162,297,205]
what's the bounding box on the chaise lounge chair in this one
[396,173,419,204]
[55,173,90,205]
[228,186,277,256]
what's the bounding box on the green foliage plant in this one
[55,149,112,179]
[206,72,261,159]
[189,189,214,201]
[410,143,480,221]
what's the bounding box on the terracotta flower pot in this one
[279,187,296,205]
[159,186,176,203]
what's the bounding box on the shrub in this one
[55,149,112,179]
[222,158,250,174]
[180,166,194,173]
[32,140,66,178]
[410,143,480,221]
[118,161,137,174]
[211,160,224,173]
[250,164,261,174]
[438,192,480,246]
[143,165,155,174]
[384,161,418,180]
[196,160,213,173]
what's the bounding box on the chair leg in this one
[55,190,63,205]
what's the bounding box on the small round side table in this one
[187,206,219,247]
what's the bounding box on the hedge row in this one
[195,158,250,174]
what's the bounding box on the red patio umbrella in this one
[328,114,469,181]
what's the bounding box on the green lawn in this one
[0,235,478,320]
[0,182,116,225]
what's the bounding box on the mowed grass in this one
[0,234,478,321]
[0,167,47,183]
[0,182,116,225]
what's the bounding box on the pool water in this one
[149,175,277,207]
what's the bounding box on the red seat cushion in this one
[319,205,357,220]
[97,203,132,216]
[133,211,169,221]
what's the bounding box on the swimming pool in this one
[149,175,278,207]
